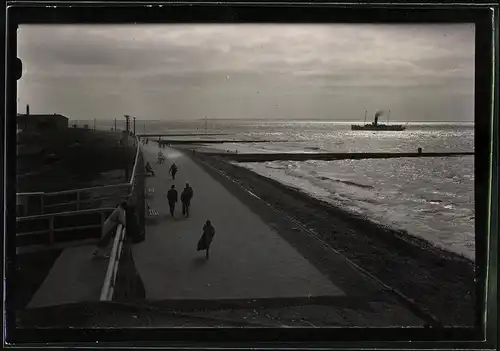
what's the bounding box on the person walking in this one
[157,151,164,164]
[92,202,127,259]
[197,220,215,260]
[166,185,178,217]
[169,162,178,180]
[145,162,155,176]
[181,183,194,217]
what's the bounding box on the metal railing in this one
[100,137,144,301]
[15,134,143,303]
[16,134,139,217]
[15,136,140,243]
[16,207,115,247]
[100,223,126,301]
[41,185,132,213]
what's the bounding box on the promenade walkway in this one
[132,144,430,326]
[25,141,426,326]
[134,144,345,300]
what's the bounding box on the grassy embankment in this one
[17,128,135,192]
[14,128,136,310]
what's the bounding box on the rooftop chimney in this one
[26,104,30,115]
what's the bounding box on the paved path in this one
[133,144,345,300]
[28,245,108,308]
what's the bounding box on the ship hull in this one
[351,124,406,131]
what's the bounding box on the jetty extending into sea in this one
[158,139,290,145]
[190,150,474,162]
[137,133,228,138]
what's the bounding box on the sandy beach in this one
[191,151,475,326]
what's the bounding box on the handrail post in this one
[100,210,105,232]
[48,217,54,245]
[17,137,141,218]
[40,194,44,215]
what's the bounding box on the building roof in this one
[17,113,69,121]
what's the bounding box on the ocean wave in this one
[316,176,374,189]
[304,146,323,151]
[240,156,475,261]
[427,199,443,204]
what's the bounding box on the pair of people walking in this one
[167,183,194,218]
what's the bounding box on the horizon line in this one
[73,119,474,124]
[68,117,475,123]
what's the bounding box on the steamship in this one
[351,110,406,131]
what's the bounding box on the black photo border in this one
[3,1,498,350]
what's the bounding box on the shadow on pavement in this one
[190,256,208,269]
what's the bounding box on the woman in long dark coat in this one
[197,220,215,260]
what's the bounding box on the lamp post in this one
[124,115,130,133]
[124,115,131,180]
[133,117,136,135]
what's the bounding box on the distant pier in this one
[204,151,474,162]
[157,139,289,145]
[137,133,228,137]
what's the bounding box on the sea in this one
[95,119,475,261]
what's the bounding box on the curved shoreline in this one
[192,152,475,326]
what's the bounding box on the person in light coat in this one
[93,202,127,259]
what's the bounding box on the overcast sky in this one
[17,24,475,122]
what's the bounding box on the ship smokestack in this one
[26,104,30,115]
[373,110,384,125]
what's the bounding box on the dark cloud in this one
[17,24,474,122]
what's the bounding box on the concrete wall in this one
[113,148,146,302]
[113,239,146,301]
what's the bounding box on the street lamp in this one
[133,116,136,135]
[124,115,130,133]
[123,115,131,180]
